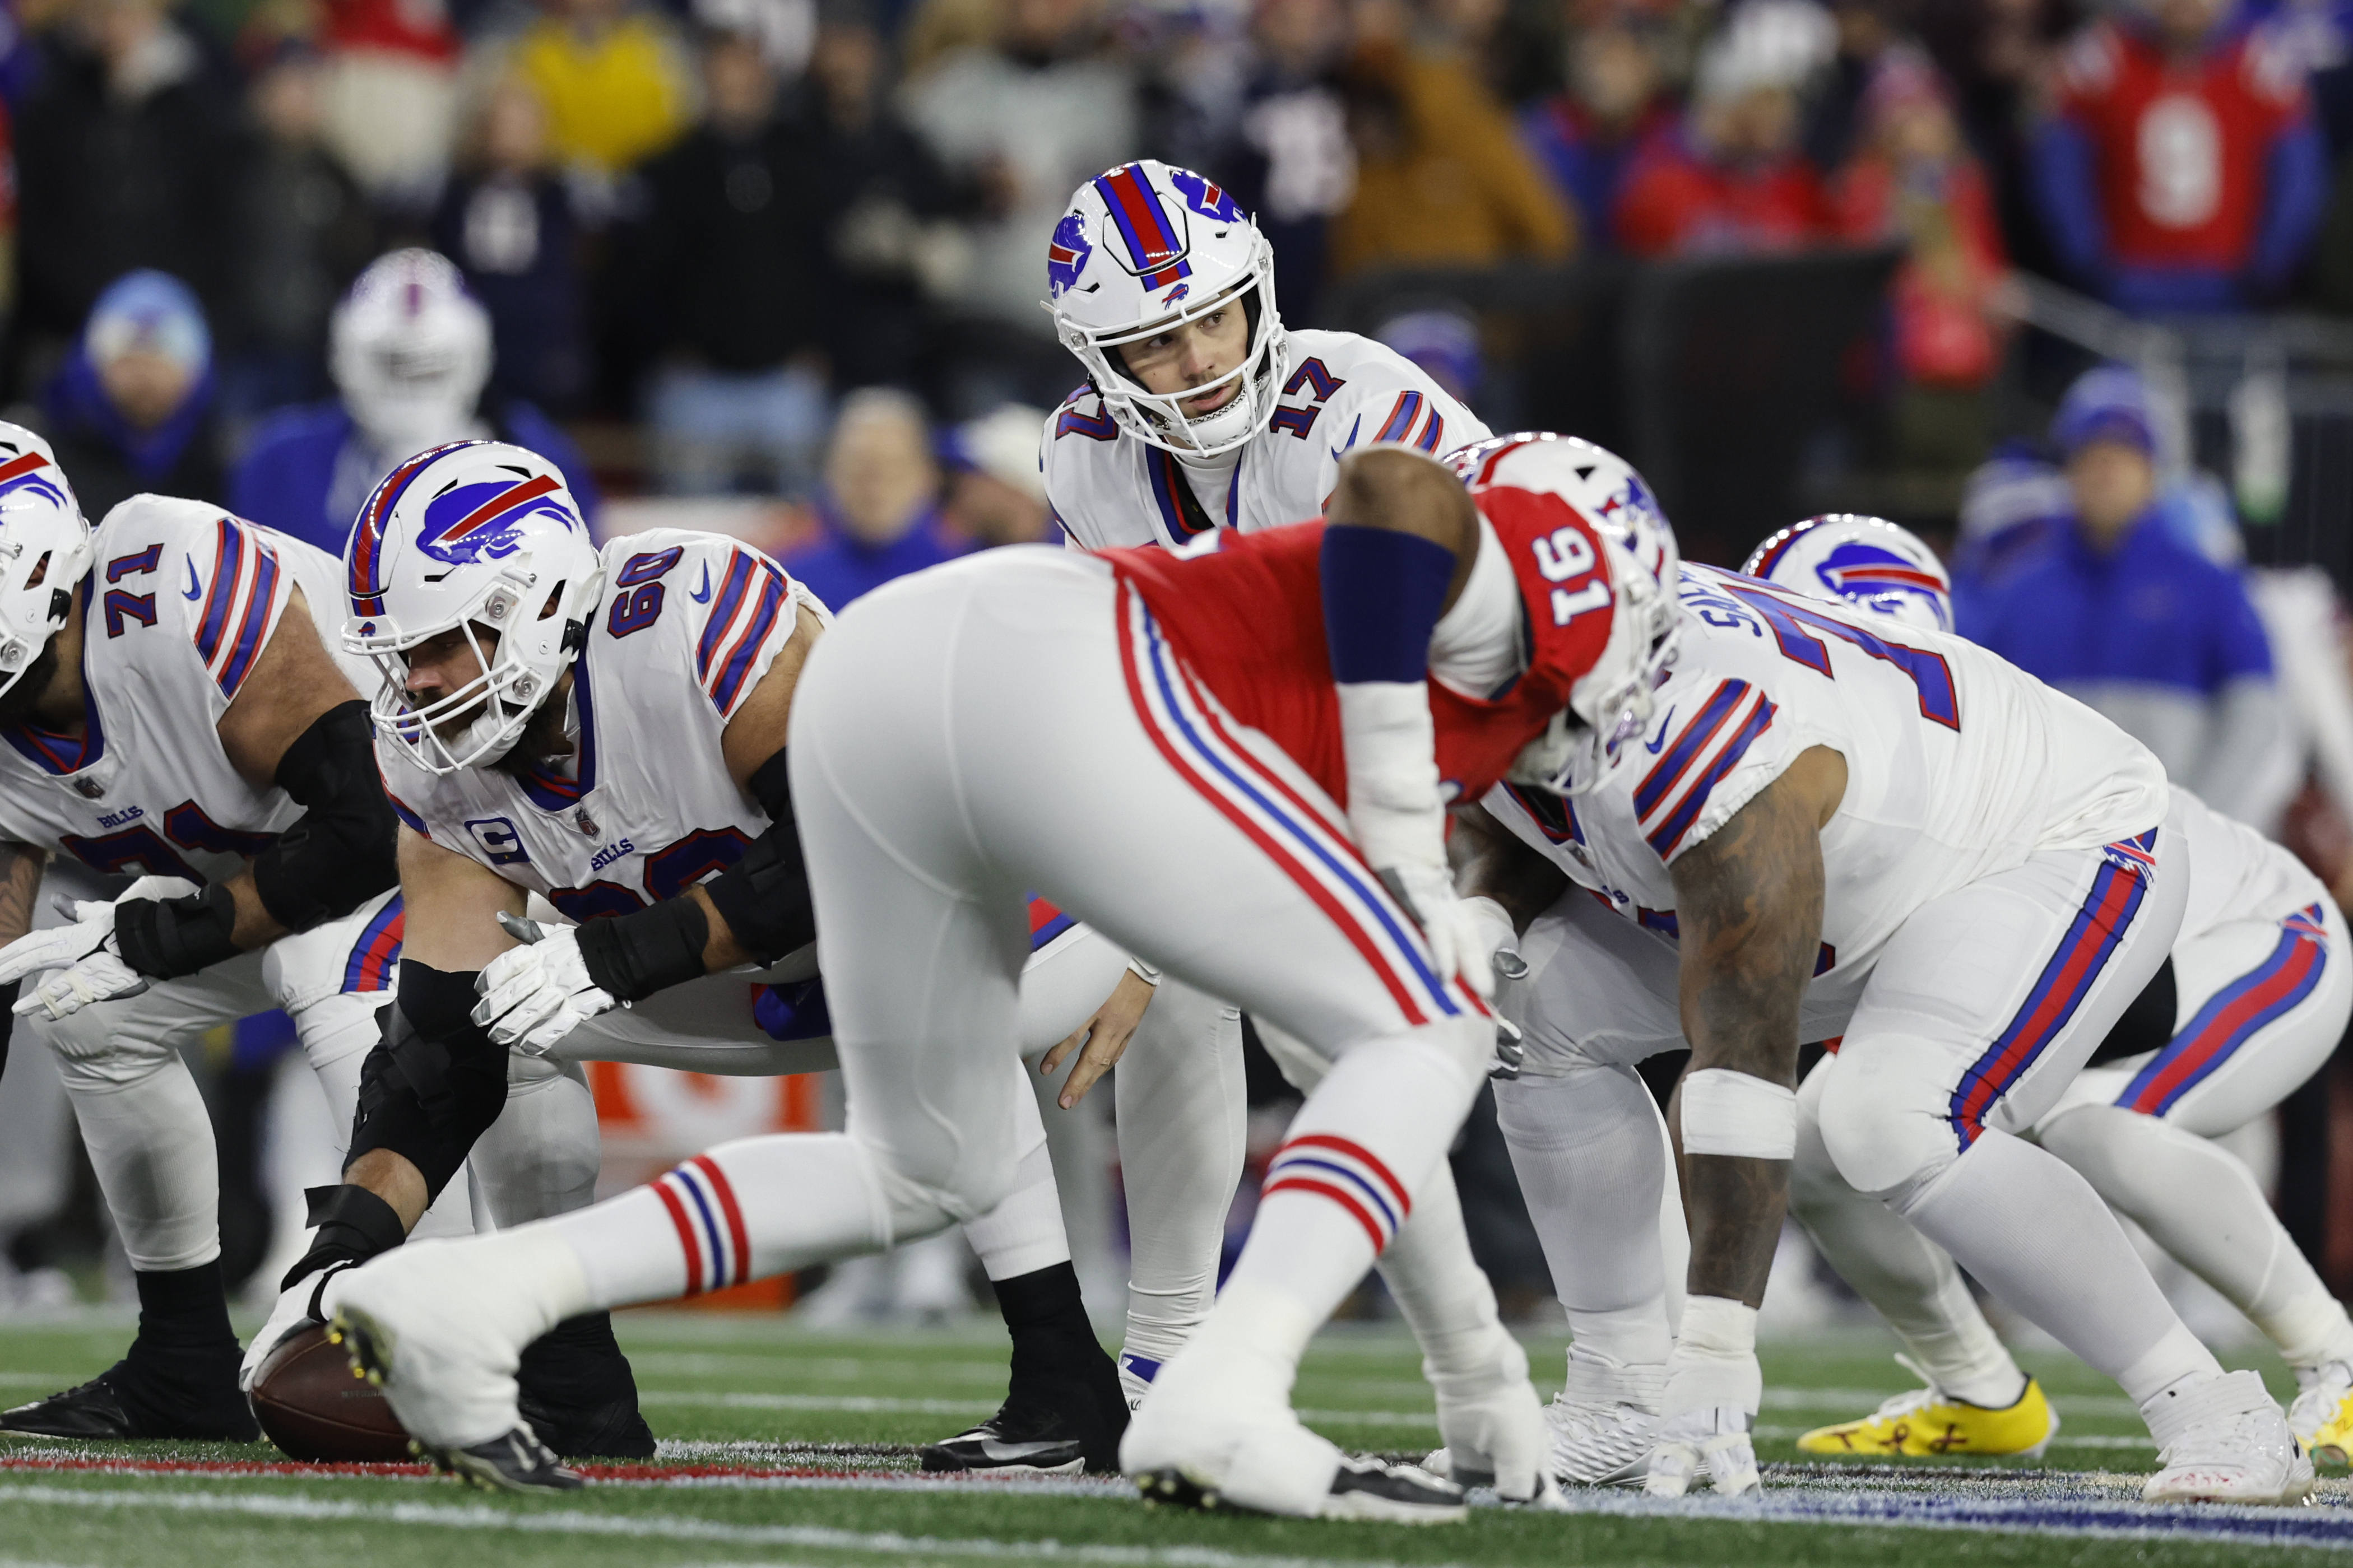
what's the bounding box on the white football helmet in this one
[344,440,602,775]
[331,249,494,460]
[0,423,90,701]
[1043,160,1286,458]
[1450,432,1682,794]
[1743,514,1951,632]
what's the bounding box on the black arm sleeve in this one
[572,747,811,999]
[251,700,400,933]
[700,747,814,965]
[344,960,509,1201]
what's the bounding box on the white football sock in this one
[2038,1104,2353,1369]
[1493,1064,1678,1369]
[1113,980,1245,1378]
[1217,1024,1485,1344]
[1895,1128,2220,1404]
[541,1132,895,1310]
[1376,1159,1513,1389]
[963,1072,1073,1281]
[1791,1106,2024,1407]
[60,1054,219,1271]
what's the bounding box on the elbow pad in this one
[702,748,816,965]
[252,701,399,933]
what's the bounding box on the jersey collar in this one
[515,644,598,813]
[1,578,105,776]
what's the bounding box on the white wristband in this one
[1680,1068,1796,1160]
[1125,956,1161,986]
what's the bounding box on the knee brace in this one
[1812,1052,1960,1203]
[344,995,509,1201]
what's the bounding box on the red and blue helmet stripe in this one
[1092,164,1194,291]
[348,443,466,618]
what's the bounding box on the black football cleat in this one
[921,1401,1093,1475]
[515,1312,656,1459]
[1,1359,259,1443]
[1139,1455,1469,1523]
[424,1426,586,1493]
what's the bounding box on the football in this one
[249,1324,414,1464]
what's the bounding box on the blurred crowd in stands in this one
[0,0,2339,579]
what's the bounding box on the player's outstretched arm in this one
[1665,745,1844,1309]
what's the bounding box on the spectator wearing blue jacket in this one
[782,388,966,612]
[1961,365,2283,822]
[229,249,597,559]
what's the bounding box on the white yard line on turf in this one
[635,1392,1445,1430]
[0,1485,1466,1568]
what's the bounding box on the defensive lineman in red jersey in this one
[327,435,1677,1519]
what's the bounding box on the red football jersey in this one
[1105,488,1617,809]
[2053,19,2308,272]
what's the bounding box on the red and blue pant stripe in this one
[1948,830,2156,1147]
[2117,902,2328,1116]
[653,1153,752,1296]
[1261,1133,1412,1252]
[339,896,404,993]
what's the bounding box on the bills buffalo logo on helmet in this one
[1048,214,1094,299]
[1167,169,1242,223]
[0,452,71,513]
[416,473,577,568]
[1813,541,1944,600]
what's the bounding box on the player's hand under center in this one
[1038,967,1157,1109]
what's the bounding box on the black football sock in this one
[517,1311,655,1459]
[115,1260,257,1437]
[994,1261,1127,1468]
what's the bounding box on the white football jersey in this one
[0,495,361,887]
[1044,329,1490,550]
[379,530,820,919]
[1484,564,2170,1006]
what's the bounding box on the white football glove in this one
[1377,860,1496,1002]
[0,877,199,1020]
[472,911,616,1055]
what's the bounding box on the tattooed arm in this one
[1451,801,1570,934]
[1666,745,1844,1307]
[0,843,45,1078]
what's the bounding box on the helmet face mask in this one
[345,441,601,776]
[1045,162,1289,460]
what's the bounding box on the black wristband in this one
[0,980,14,1081]
[113,882,240,979]
[572,897,709,1004]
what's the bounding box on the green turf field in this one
[0,1308,2346,1567]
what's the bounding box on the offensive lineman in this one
[1452,483,2309,1501]
[326,435,1671,1514]
[0,425,409,1442]
[247,439,1140,1476]
[1736,518,2353,1466]
[1037,159,1517,1422]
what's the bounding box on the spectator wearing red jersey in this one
[1520,12,1677,252]
[1615,26,1834,256]
[2031,0,2328,313]
[1831,50,2012,390]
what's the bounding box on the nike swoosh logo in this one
[690,565,711,603]
[1329,415,1363,466]
[182,560,201,601]
[1642,706,1676,754]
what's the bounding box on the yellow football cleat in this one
[1797,1362,2058,1458]
[2289,1361,2353,1465]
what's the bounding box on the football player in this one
[248,440,1138,1471]
[1038,158,1516,1418]
[0,424,414,1443]
[324,437,1667,1513]
[1452,473,2310,1504]
[1744,517,2353,1468]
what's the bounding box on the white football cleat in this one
[2287,1358,2353,1464]
[2142,1369,2315,1505]
[326,1229,582,1455]
[1644,1404,1760,1498]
